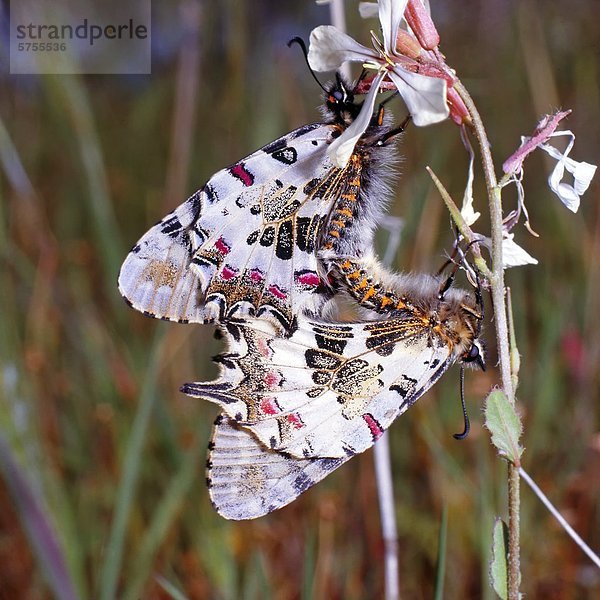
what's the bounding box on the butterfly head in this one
[325,73,362,125]
[461,337,486,371]
[455,297,485,371]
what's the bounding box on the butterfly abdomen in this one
[327,253,482,360]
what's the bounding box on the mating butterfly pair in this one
[119,75,484,519]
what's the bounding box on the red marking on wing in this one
[267,284,287,300]
[221,266,237,281]
[250,269,264,283]
[230,162,254,187]
[287,413,305,429]
[363,413,384,441]
[260,397,280,415]
[215,237,230,255]
[256,338,271,358]
[264,370,282,388]
[296,271,321,287]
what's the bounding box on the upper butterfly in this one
[118,74,401,330]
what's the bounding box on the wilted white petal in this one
[358,2,379,18]
[540,135,597,213]
[388,68,448,126]
[378,0,409,55]
[308,26,376,72]
[460,130,480,226]
[327,71,385,168]
[502,233,538,268]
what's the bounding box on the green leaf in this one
[490,518,508,600]
[484,390,523,464]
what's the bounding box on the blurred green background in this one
[1,0,599,598]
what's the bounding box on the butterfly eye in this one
[466,344,480,362]
[463,342,486,371]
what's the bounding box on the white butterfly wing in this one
[183,316,455,460]
[119,124,346,328]
[207,414,345,520]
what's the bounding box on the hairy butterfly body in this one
[119,75,400,331]
[183,273,483,519]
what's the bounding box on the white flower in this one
[540,131,597,213]
[481,232,538,269]
[459,130,481,226]
[308,0,448,167]
[501,233,538,268]
[503,111,596,214]
[358,2,379,19]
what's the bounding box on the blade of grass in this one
[123,433,204,600]
[98,328,165,600]
[45,75,124,305]
[156,574,191,600]
[0,433,79,600]
[433,505,448,600]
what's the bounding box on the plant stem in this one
[452,80,521,599]
[372,218,405,600]
[374,434,400,600]
[519,468,600,569]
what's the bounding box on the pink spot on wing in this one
[250,269,264,283]
[287,413,304,429]
[268,284,287,300]
[363,413,384,441]
[215,237,230,255]
[264,370,282,388]
[260,397,280,415]
[230,162,255,187]
[296,271,321,287]
[256,338,271,358]
[221,266,237,280]
[264,371,282,390]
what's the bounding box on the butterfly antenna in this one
[453,366,471,440]
[288,37,328,94]
[473,268,485,335]
[438,258,461,300]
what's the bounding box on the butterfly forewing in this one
[119,123,353,328]
[183,315,455,461]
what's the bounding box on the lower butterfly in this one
[182,271,484,520]
[118,74,402,331]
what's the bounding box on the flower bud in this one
[395,28,422,59]
[447,87,470,125]
[405,0,440,51]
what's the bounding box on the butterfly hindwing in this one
[119,123,354,328]
[183,315,455,461]
[207,414,345,520]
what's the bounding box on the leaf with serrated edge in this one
[490,518,508,600]
[484,390,523,463]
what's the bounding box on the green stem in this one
[452,80,521,600]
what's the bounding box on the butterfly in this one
[118,74,403,331]
[182,271,484,519]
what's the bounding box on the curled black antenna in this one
[453,366,471,440]
[288,37,328,94]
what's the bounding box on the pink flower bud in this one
[502,110,572,174]
[447,86,470,125]
[405,0,440,51]
[395,28,422,60]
